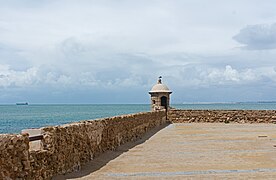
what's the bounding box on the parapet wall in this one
[0,134,30,179]
[168,109,276,123]
[0,110,167,180]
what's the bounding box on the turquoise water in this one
[0,104,149,134]
[1,103,276,134]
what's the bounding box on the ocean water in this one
[0,104,149,134]
[1,103,276,134]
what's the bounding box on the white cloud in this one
[159,63,276,88]
[203,65,258,85]
[0,65,38,88]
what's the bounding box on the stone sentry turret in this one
[149,76,172,111]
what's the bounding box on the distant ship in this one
[16,102,28,105]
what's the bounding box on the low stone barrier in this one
[168,109,276,123]
[0,134,30,179]
[0,110,167,180]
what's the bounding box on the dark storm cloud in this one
[233,23,276,50]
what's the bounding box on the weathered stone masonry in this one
[168,109,276,123]
[0,110,167,180]
[0,134,30,179]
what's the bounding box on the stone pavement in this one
[54,123,276,179]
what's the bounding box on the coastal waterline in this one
[1,103,276,134]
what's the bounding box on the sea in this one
[1,103,276,134]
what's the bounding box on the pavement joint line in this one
[107,168,276,177]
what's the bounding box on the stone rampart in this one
[168,109,276,123]
[0,134,30,179]
[0,110,166,180]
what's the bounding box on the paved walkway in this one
[54,123,276,179]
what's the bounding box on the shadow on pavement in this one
[53,123,170,180]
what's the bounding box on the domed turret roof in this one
[149,76,172,93]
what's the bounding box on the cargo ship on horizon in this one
[16,102,28,105]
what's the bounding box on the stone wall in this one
[168,109,276,123]
[0,110,166,180]
[0,134,30,179]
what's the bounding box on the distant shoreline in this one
[182,102,239,105]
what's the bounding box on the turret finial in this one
[158,76,162,84]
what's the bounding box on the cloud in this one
[1,37,276,93]
[2,0,269,54]
[233,23,276,50]
[158,59,276,89]
[0,65,38,88]
[1,1,276,103]
[0,39,163,90]
[202,65,259,85]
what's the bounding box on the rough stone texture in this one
[0,110,166,180]
[168,109,276,123]
[29,150,53,180]
[0,134,30,180]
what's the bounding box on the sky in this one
[1,0,276,104]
